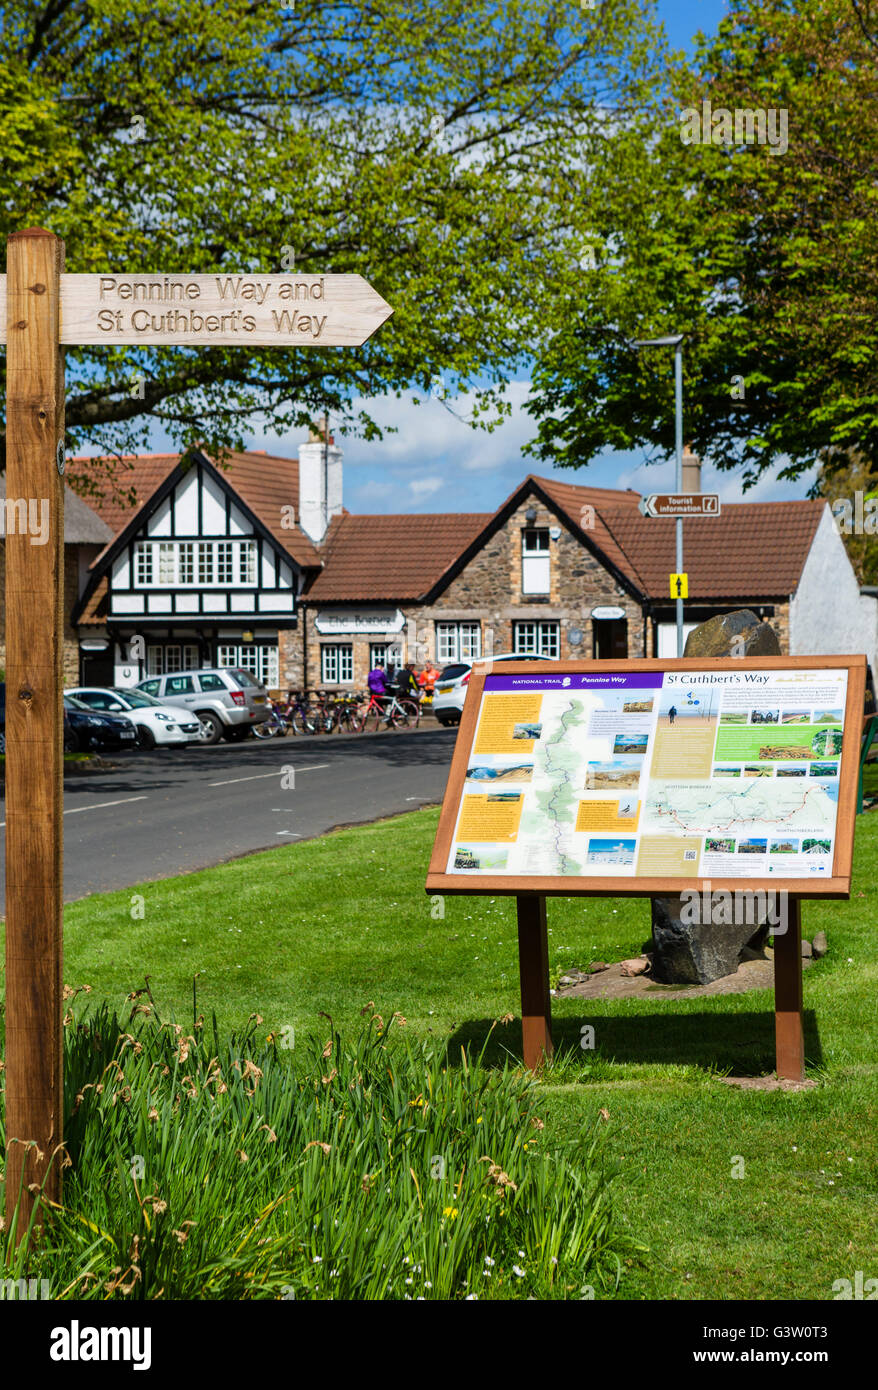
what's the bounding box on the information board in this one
[426,657,865,897]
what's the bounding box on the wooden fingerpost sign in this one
[4,229,66,1235]
[1,232,393,1239]
[427,657,865,1081]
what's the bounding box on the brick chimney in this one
[681,445,701,493]
[298,414,342,543]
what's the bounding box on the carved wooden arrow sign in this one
[0,272,393,346]
[638,492,721,518]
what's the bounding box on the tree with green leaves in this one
[0,0,662,499]
[525,0,878,490]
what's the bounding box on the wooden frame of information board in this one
[426,656,865,1081]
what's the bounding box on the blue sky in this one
[159,0,816,519]
[657,0,732,54]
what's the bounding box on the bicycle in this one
[364,689,421,731]
[277,691,319,735]
[333,691,366,734]
[252,695,288,738]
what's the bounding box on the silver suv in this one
[135,668,271,745]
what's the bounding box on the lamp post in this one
[631,334,685,657]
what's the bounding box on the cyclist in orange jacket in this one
[419,661,440,701]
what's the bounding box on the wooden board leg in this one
[517,895,553,1070]
[774,897,804,1082]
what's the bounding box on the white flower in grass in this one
[513,1265,526,1277]
[484,1256,495,1267]
[465,1294,478,1300]
[312,1255,322,1264]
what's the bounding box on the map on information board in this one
[439,666,853,883]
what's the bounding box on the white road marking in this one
[276,831,302,838]
[0,794,149,828]
[208,764,329,787]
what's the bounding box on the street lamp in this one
[630,334,685,657]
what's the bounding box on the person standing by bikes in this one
[394,662,421,702]
[419,660,440,703]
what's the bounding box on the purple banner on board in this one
[484,671,664,692]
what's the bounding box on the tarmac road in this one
[0,725,458,908]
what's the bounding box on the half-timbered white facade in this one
[73,450,314,688]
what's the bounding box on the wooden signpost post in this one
[427,656,864,1078]
[1,229,392,1237]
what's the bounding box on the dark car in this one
[63,694,138,752]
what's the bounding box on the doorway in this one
[592,618,628,659]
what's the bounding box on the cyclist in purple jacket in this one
[368,665,388,697]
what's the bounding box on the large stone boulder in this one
[650,899,769,984]
[651,609,780,984]
[683,609,781,659]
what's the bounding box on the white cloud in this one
[408,475,444,499]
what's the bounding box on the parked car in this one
[432,651,558,726]
[63,694,138,752]
[134,668,271,744]
[66,686,201,748]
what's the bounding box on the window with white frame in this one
[158,542,175,585]
[521,528,550,594]
[217,643,279,687]
[135,543,153,585]
[179,542,194,584]
[216,542,234,584]
[239,545,256,584]
[132,539,258,587]
[436,621,481,665]
[321,644,353,684]
[146,643,200,675]
[198,542,214,584]
[513,620,559,658]
[370,643,388,670]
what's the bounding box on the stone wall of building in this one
[417,494,645,663]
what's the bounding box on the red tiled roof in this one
[595,500,826,599]
[69,449,321,569]
[514,475,824,600]
[306,511,493,601]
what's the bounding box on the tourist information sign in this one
[427,656,864,1076]
[638,492,721,518]
[2,229,393,1237]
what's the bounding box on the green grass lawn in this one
[2,799,877,1300]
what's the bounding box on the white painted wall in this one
[790,504,878,675]
[657,622,698,658]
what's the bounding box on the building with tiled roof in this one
[42,429,875,699]
[297,459,876,694]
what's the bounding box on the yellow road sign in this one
[670,572,688,599]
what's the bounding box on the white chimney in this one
[298,416,342,543]
[681,445,701,493]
